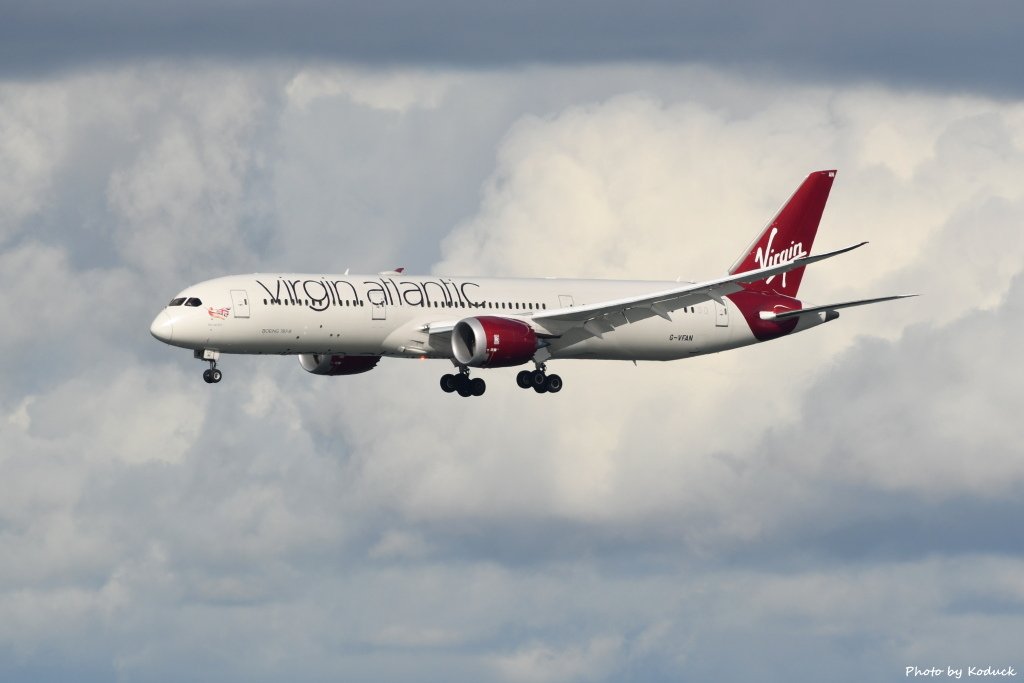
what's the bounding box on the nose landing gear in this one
[195,349,222,384]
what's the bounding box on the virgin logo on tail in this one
[729,170,835,297]
[755,227,807,288]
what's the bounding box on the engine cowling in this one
[298,353,381,375]
[452,316,538,368]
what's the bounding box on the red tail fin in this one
[729,170,836,297]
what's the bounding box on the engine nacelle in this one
[298,353,381,376]
[452,316,538,368]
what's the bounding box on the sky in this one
[1,3,1023,682]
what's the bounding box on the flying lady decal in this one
[208,306,231,320]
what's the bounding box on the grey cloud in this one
[1,1,1024,97]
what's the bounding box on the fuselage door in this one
[230,290,250,318]
[559,295,575,308]
[372,302,387,321]
[714,300,729,327]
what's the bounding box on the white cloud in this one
[285,66,460,112]
[1,62,1023,682]
[493,635,624,683]
[104,68,272,281]
[0,81,70,241]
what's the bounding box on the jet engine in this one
[298,353,381,375]
[452,316,538,368]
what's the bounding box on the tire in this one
[457,385,473,397]
[516,370,533,389]
[440,374,457,393]
[203,369,213,383]
[545,374,562,393]
[531,370,546,387]
[533,382,548,394]
[454,373,470,392]
[471,377,486,396]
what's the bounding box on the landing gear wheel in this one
[545,373,562,393]
[533,381,548,394]
[443,366,484,397]
[516,370,532,389]
[198,350,222,385]
[531,369,547,388]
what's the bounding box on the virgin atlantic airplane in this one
[150,170,912,396]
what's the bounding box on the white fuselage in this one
[150,273,822,363]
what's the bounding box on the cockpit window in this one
[184,297,202,307]
[168,297,186,306]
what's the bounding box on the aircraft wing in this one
[530,241,867,338]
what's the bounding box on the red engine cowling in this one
[298,353,381,375]
[452,316,538,368]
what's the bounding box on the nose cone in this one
[150,311,174,343]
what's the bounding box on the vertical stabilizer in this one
[728,170,836,297]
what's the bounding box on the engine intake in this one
[452,316,538,368]
[298,354,381,375]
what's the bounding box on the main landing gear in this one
[440,363,563,396]
[516,364,562,394]
[440,367,486,397]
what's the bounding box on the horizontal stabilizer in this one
[759,294,918,321]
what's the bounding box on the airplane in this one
[150,170,913,396]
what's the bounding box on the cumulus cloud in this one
[0,81,70,241]
[1,62,1023,682]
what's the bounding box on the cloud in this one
[492,635,624,683]
[0,81,70,241]
[1,62,1024,682]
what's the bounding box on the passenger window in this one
[168,297,186,306]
